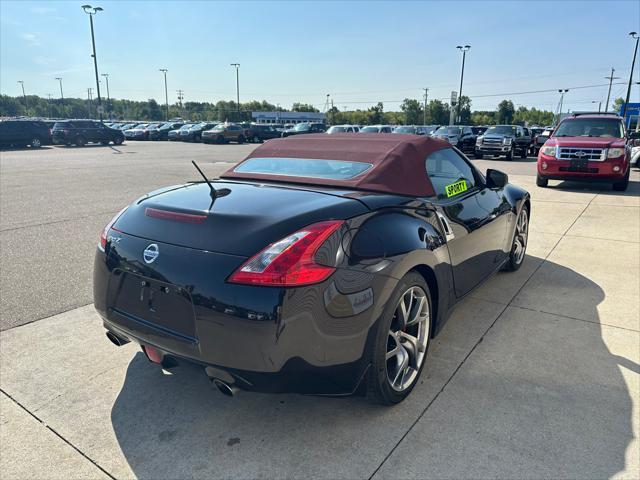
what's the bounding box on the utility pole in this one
[17,80,27,114]
[456,45,471,124]
[159,69,169,121]
[82,5,103,120]
[230,63,240,121]
[101,73,111,120]
[623,32,639,119]
[87,88,93,118]
[47,94,52,118]
[423,88,429,125]
[604,68,620,113]
[176,89,184,118]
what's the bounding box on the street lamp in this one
[55,77,64,102]
[623,32,639,119]
[557,89,569,123]
[455,45,470,124]
[17,80,27,114]
[159,69,169,121]
[101,73,111,120]
[604,68,620,114]
[81,5,103,120]
[230,63,240,120]
[591,100,602,113]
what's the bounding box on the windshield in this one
[234,157,373,180]
[435,127,461,135]
[146,123,161,129]
[394,126,415,134]
[327,126,347,133]
[360,126,379,133]
[212,125,225,131]
[485,126,516,135]
[553,118,624,138]
[179,124,193,131]
[293,123,311,132]
[133,124,148,129]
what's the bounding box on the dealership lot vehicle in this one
[327,124,360,133]
[0,119,51,148]
[180,122,217,142]
[432,125,476,152]
[168,123,195,141]
[246,123,283,142]
[94,134,530,404]
[124,123,161,140]
[281,122,326,137]
[360,124,393,133]
[537,113,631,190]
[475,124,531,160]
[148,121,185,140]
[52,120,124,146]
[202,123,246,143]
[532,127,554,157]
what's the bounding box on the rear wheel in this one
[101,140,109,146]
[237,135,245,144]
[503,207,529,271]
[252,135,261,143]
[369,272,431,405]
[113,137,123,145]
[75,136,86,147]
[536,174,548,187]
[216,135,224,144]
[30,136,42,148]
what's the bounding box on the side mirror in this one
[486,169,508,188]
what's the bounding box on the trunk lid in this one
[113,181,369,256]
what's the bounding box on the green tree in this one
[291,102,319,113]
[611,97,624,115]
[427,100,449,125]
[496,100,515,124]
[400,98,423,124]
[456,95,472,124]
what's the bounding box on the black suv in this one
[52,120,125,146]
[0,120,51,148]
[431,126,476,153]
[148,122,184,141]
[281,122,326,137]
[247,124,282,143]
[474,125,531,160]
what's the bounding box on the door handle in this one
[436,212,455,242]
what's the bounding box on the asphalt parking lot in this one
[1,142,639,479]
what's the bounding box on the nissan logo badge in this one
[143,244,159,264]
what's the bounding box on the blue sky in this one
[1,0,639,113]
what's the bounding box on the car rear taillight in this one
[228,220,344,286]
[98,206,129,251]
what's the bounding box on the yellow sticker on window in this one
[445,180,468,198]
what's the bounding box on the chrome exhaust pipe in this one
[212,378,239,397]
[106,331,130,347]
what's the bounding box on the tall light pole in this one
[623,32,639,119]
[456,45,470,124]
[557,89,569,123]
[423,88,429,125]
[81,5,103,120]
[230,63,240,121]
[101,73,111,120]
[604,68,620,113]
[591,100,602,113]
[17,80,27,114]
[158,69,169,121]
[55,77,64,102]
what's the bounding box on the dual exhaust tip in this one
[106,331,239,397]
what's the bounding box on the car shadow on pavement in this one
[109,258,635,479]
[553,178,640,196]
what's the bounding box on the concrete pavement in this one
[1,144,638,479]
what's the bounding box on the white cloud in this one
[30,6,56,15]
[20,33,41,47]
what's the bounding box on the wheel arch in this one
[410,264,440,338]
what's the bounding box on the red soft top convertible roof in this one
[221,133,450,197]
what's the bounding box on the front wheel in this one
[613,168,630,191]
[30,136,42,148]
[505,147,514,161]
[252,135,261,143]
[75,136,86,147]
[368,272,432,405]
[520,147,528,159]
[503,207,529,271]
[536,174,548,187]
[237,135,245,144]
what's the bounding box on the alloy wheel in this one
[386,286,430,392]
[513,209,528,264]
[30,137,41,148]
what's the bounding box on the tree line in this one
[1,93,564,126]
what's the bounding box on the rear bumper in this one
[93,239,389,394]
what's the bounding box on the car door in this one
[425,148,510,297]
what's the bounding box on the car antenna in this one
[191,160,217,199]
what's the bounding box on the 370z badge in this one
[143,244,159,264]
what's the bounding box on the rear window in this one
[234,157,373,180]
[553,118,624,138]
[53,122,69,129]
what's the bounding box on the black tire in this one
[520,147,527,159]
[194,134,201,143]
[536,174,548,187]
[252,135,262,143]
[30,136,42,148]
[216,135,224,144]
[75,136,86,147]
[474,152,483,159]
[113,137,123,145]
[505,147,513,161]
[237,135,245,144]
[368,272,432,405]
[503,206,529,272]
[100,141,109,146]
[613,168,630,191]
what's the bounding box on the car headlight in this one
[606,148,624,158]
[502,138,513,145]
[541,146,556,157]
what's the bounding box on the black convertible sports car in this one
[94,134,530,404]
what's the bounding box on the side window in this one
[425,148,478,200]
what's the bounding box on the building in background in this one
[252,111,325,124]
[620,103,640,130]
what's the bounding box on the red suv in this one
[537,113,630,191]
